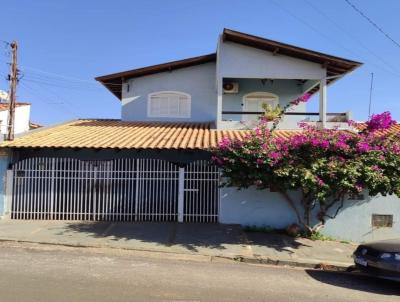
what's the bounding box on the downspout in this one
[216,34,223,129]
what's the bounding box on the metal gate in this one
[10,158,220,222]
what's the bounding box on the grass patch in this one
[307,231,336,242]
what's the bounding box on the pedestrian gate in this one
[10,158,220,222]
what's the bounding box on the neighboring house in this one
[0,102,32,138]
[0,29,397,242]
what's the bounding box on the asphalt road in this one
[0,242,398,302]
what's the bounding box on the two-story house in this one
[96,29,359,130]
[1,29,398,242]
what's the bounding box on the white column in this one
[216,77,223,129]
[178,167,185,223]
[4,169,13,218]
[319,78,327,128]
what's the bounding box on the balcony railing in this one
[220,111,351,129]
[222,111,347,116]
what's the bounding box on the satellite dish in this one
[0,90,9,101]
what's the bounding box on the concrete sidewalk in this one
[0,220,356,269]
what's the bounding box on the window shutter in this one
[148,92,191,118]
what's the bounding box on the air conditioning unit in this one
[223,82,239,94]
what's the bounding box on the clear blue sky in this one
[1,0,400,125]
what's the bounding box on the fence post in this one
[4,169,13,218]
[178,167,184,222]
[134,159,139,221]
[50,158,55,219]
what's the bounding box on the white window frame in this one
[242,91,279,111]
[242,92,279,121]
[147,91,191,118]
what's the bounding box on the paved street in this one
[0,242,398,302]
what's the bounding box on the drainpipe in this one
[216,78,223,129]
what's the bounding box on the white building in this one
[0,102,32,138]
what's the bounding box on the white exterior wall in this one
[0,105,31,136]
[217,41,327,80]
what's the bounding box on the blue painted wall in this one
[220,186,400,243]
[0,154,10,216]
[220,187,303,228]
[222,78,307,122]
[122,62,217,123]
[321,193,400,243]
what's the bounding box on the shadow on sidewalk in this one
[60,222,311,254]
[245,231,311,254]
[61,222,247,252]
[305,270,400,296]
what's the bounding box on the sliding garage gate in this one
[10,158,220,222]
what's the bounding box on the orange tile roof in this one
[0,119,300,150]
[355,123,400,136]
[0,102,30,111]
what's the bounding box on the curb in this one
[0,238,353,272]
[228,255,352,271]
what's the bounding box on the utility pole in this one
[368,72,374,118]
[6,41,18,141]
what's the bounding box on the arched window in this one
[147,91,191,118]
[243,92,279,120]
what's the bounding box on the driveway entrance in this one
[10,158,220,223]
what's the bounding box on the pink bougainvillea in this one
[212,109,400,233]
[290,93,311,106]
[366,111,396,132]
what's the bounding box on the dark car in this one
[353,239,400,281]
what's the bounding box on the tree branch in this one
[278,190,302,225]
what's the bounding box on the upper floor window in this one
[147,91,191,118]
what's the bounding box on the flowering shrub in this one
[365,111,396,132]
[269,93,311,131]
[212,107,400,233]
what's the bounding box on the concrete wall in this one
[220,187,303,229]
[217,41,326,80]
[220,186,400,243]
[121,62,217,123]
[321,193,400,243]
[0,105,31,136]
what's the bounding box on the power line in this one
[20,65,124,86]
[303,0,400,76]
[271,0,400,80]
[19,81,79,118]
[21,66,97,84]
[21,78,100,91]
[270,0,361,60]
[23,80,79,115]
[21,70,124,87]
[344,0,400,49]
